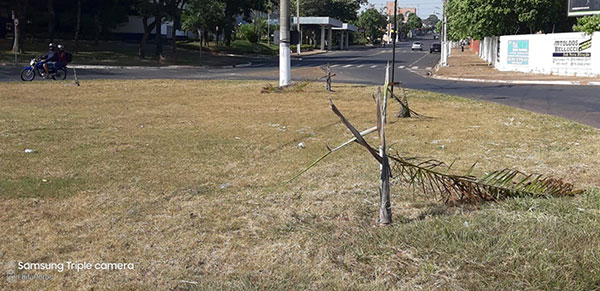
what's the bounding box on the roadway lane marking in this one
[357,64,365,68]
[343,64,353,68]
[370,65,378,68]
[411,66,419,69]
[408,53,430,67]
[426,67,432,70]
[398,66,405,69]
[331,64,339,68]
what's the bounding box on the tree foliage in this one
[358,8,387,44]
[573,15,600,35]
[405,13,423,31]
[423,14,440,27]
[182,0,225,33]
[293,0,366,22]
[447,0,574,40]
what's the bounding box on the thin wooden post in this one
[378,63,392,225]
[326,64,332,92]
[73,68,80,86]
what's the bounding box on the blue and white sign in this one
[507,40,529,65]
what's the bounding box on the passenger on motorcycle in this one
[56,45,67,68]
[42,43,58,79]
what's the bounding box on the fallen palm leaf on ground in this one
[389,156,580,204]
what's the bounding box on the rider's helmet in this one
[49,43,56,50]
[57,44,64,51]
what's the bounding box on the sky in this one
[364,0,444,18]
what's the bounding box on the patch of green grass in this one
[0,176,85,199]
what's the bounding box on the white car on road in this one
[411,42,423,51]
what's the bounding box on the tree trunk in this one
[74,0,81,52]
[224,22,232,46]
[12,19,21,53]
[48,0,55,41]
[155,16,163,57]
[139,16,156,59]
[94,13,100,45]
[171,18,178,56]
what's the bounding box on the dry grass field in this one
[0,80,599,289]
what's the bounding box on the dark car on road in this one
[430,43,441,53]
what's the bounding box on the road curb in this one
[220,62,252,69]
[431,75,600,86]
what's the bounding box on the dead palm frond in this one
[389,155,580,204]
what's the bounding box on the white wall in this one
[495,32,600,77]
[113,16,194,38]
[479,36,500,66]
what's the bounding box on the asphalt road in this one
[1,37,598,128]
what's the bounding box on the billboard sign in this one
[568,0,600,16]
[552,38,593,71]
[507,40,529,65]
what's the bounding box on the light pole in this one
[441,0,449,67]
[280,0,291,86]
[296,0,301,56]
[391,0,397,94]
[267,0,271,46]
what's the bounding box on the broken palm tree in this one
[383,62,422,118]
[390,157,580,204]
[319,64,336,92]
[287,64,580,224]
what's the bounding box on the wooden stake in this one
[73,68,80,86]
[378,63,392,225]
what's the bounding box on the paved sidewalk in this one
[433,48,600,86]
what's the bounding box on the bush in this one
[236,24,259,44]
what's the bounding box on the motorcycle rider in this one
[56,44,67,68]
[41,43,58,79]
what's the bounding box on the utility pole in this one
[441,0,449,66]
[267,0,271,45]
[391,0,398,95]
[296,0,301,56]
[280,0,291,86]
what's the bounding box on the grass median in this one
[0,80,599,289]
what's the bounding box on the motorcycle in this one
[20,56,68,81]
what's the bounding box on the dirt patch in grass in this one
[0,80,599,289]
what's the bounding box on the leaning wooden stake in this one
[322,64,336,92]
[73,68,80,86]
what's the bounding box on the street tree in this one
[182,0,225,48]
[10,0,29,53]
[358,7,387,45]
[446,0,572,40]
[221,0,263,46]
[573,15,600,34]
[423,14,439,27]
[295,0,366,22]
[405,13,423,31]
